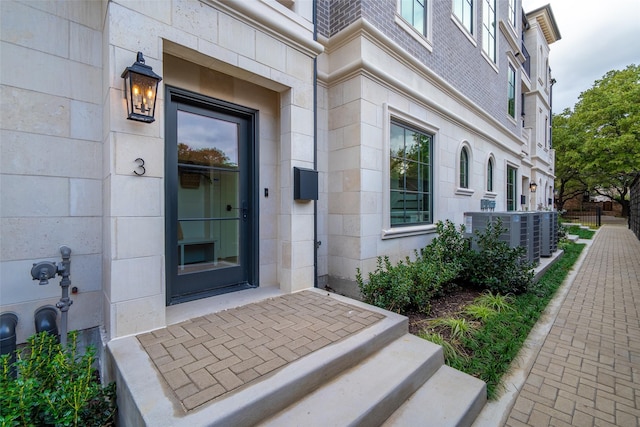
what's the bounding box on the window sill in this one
[395,15,433,52]
[456,187,475,196]
[451,15,476,47]
[481,51,499,73]
[382,224,436,239]
[484,191,498,199]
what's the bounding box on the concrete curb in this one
[472,232,597,427]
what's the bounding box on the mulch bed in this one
[407,288,482,335]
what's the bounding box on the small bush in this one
[464,219,534,294]
[357,256,413,313]
[357,251,461,314]
[0,331,116,427]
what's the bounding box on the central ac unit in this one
[464,211,539,265]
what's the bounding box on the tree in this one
[552,109,588,211]
[555,64,640,216]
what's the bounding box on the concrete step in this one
[108,293,409,427]
[258,334,445,427]
[383,365,487,427]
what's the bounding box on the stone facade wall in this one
[0,0,106,342]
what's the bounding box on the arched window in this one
[487,158,494,192]
[460,147,469,188]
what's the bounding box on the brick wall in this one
[317,0,520,133]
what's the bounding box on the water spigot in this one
[31,262,58,286]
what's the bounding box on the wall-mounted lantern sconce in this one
[529,182,538,193]
[121,52,162,123]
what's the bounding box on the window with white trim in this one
[453,0,473,34]
[482,0,496,62]
[390,120,433,226]
[508,0,516,28]
[507,165,517,211]
[508,64,516,118]
[487,158,494,192]
[460,147,469,188]
[400,0,429,36]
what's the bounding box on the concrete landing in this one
[108,288,487,426]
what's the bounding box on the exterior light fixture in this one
[121,52,162,123]
[529,182,538,193]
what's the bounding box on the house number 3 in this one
[134,158,146,176]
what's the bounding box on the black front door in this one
[166,87,258,305]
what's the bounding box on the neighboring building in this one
[0,0,559,350]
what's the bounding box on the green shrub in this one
[421,220,470,266]
[357,251,462,314]
[0,331,116,427]
[357,256,413,313]
[464,219,534,294]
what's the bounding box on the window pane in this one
[454,0,473,33]
[390,123,405,157]
[389,121,432,226]
[400,0,426,35]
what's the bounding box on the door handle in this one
[226,203,248,220]
[241,201,248,221]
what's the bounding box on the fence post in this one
[596,206,602,227]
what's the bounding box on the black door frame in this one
[165,86,259,305]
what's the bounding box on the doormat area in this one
[136,290,385,412]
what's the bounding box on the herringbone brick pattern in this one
[137,290,385,412]
[506,225,640,426]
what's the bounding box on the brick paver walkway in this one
[506,224,640,426]
[137,290,385,412]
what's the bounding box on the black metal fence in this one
[631,174,640,241]
[561,207,602,228]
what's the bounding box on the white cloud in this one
[523,0,640,113]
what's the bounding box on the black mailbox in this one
[294,167,318,201]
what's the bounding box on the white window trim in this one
[382,103,438,239]
[506,60,518,123]
[395,1,433,52]
[505,161,519,211]
[481,0,497,64]
[486,153,496,194]
[455,142,475,196]
[451,15,477,47]
[395,15,434,52]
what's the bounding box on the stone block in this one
[218,13,255,60]
[70,100,102,141]
[115,216,164,259]
[256,32,286,71]
[0,86,69,136]
[70,21,102,67]
[0,217,102,260]
[109,256,162,303]
[1,175,69,217]
[173,0,219,42]
[108,174,162,217]
[113,294,166,338]
[114,132,164,178]
[0,1,69,57]
[69,178,102,217]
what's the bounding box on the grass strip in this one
[448,242,586,399]
[565,225,596,239]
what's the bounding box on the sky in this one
[522,0,640,114]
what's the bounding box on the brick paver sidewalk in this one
[137,290,385,412]
[506,224,640,426]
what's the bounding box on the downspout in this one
[313,0,319,288]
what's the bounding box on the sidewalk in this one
[502,224,640,426]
